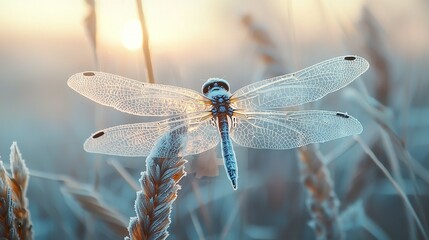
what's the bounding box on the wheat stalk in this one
[241,14,286,79]
[126,124,187,240]
[0,142,32,239]
[298,146,343,240]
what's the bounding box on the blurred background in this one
[1,0,429,239]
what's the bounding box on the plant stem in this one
[136,0,155,83]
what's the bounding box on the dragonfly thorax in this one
[201,78,234,117]
[210,94,234,117]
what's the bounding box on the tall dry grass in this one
[242,13,344,240]
[7,1,426,239]
[136,0,155,83]
[0,142,32,239]
[341,5,429,240]
[241,14,286,78]
[26,164,129,237]
[123,1,185,238]
[332,3,429,239]
[82,0,180,238]
[61,181,129,236]
[298,147,343,240]
[62,3,428,239]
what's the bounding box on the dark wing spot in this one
[336,112,350,118]
[92,131,105,138]
[344,56,356,61]
[83,72,95,76]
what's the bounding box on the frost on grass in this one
[0,142,32,239]
[298,146,343,240]
[126,125,187,240]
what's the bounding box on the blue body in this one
[218,115,237,189]
[202,78,238,189]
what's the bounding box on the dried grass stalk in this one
[298,146,343,240]
[354,136,428,240]
[340,201,389,240]
[344,5,392,205]
[136,0,155,83]
[84,0,98,66]
[61,184,129,236]
[360,6,390,104]
[126,126,187,240]
[0,142,32,239]
[241,14,286,78]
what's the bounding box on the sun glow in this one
[121,20,143,51]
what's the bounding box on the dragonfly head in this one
[202,78,230,96]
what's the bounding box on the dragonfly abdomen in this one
[218,115,238,190]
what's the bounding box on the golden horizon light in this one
[121,19,143,51]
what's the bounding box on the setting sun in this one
[121,19,142,50]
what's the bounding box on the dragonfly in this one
[68,55,369,190]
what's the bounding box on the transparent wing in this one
[231,56,369,109]
[84,112,219,157]
[68,71,210,116]
[230,110,362,149]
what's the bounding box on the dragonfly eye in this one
[202,78,231,95]
[202,83,211,95]
[217,82,229,92]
